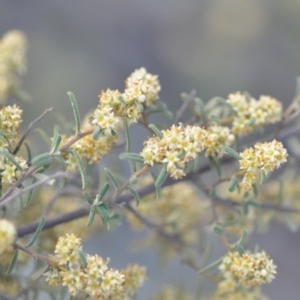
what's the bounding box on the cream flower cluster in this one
[0,104,23,150]
[212,279,269,300]
[0,219,16,255]
[0,30,27,103]
[219,251,277,288]
[92,68,160,127]
[227,92,282,134]
[124,67,161,107]
[0,155,27,184]
[141,124,234,179]
[62,126,116,172]
[239,140,288,191]
[45,233,146,299]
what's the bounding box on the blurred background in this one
[1,0,300,299]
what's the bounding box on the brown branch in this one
[58,129,93,152]
[13,243,56,266]
[13,107,53,155]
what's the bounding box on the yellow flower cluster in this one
[141,124,234,179]
[45,233,146,299]
[0,104,23,150]
[239,140,288,191]
[62,125,116,172]
[0,30,27,103]
[0,219,16,255]
[219,251,277,288]
[152,286,193,300]
[92,68,160,126]
[227,92,282,134]
[0,155,27,184]
[212,277,269,300]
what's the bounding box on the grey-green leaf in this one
[67,91,81,134]
[26,217,45,247]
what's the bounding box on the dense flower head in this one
[239,140,288,191]
[220,251,277,288]
[119,264,147,300]
[0,219,16,254]
[45,233,146,299]
[124,67,161,106]
[227,92,282,134]
[0,155,27,184]
[141,124,234,179]
[61,124,117,172]
[0,104,23,150]
[92,68,161,127]
[0,30,27,103]
[205,125,235,158]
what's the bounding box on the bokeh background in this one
[1,0,300,299]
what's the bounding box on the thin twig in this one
[14,243,56,266]
[0,171,68,209]
[58,129,93,152]
[13,107,53,155]
[175,90,196,124]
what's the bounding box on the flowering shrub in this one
[0,29,299,299]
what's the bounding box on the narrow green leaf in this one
[78,250,87,268]
[209,114,220,124]
[96,205,110,229]
[95,182,110,204]
[209,156,221,178]
[67,91,81,134]
[53,155,67,167]
[146,109,173,119]
[87,207,96,226]
[26,217,45,247]
[128,160,137,173]
[118,96,126,105]
[6,249,19,276]
[213,225,223,236]
[50,125,62,154]
[92,126,102,140]
[104,168,119,189]
[228,176,237,192]
[2,149,22,171]
[119,152,144,163]
[233,244,245,256]
[122,118,131,152]
[246,200,259,208]
[148,124,163,139]
[83,191,94,205]
[223,146,241,160]
[199,258,223,275]
[252,184,259,198]
[24,179,35,207]
[236,230,247,245]
[71,149,87,189]
[155,164,168,198]
[150,171,157,183]
[24,142,32,162]
[110,213,122,225]
[128,187,140,206]
[31,153,53,168]
[194,97,206,120]
[260,172,267,185]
